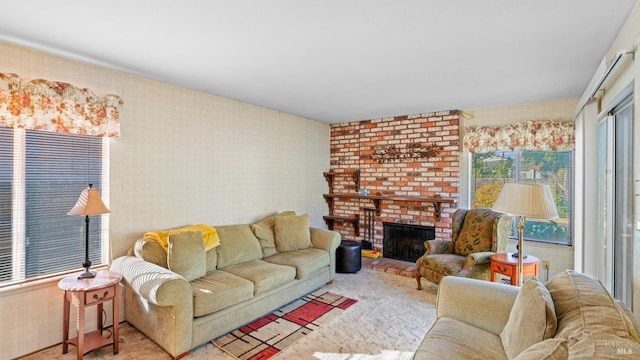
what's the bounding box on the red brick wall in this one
[328,111,460,254]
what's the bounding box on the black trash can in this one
[336,239,362,273]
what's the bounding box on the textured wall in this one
[0,40,330,359]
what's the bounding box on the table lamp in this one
[68,184,110,279]
[492,183,558,286]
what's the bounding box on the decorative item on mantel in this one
[369,142,442,163]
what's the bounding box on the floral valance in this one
[0,73,122,137]
[463,120,574,153]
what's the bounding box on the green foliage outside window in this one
[470,150,572,245]
[472,183,503,208]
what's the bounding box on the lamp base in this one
[511,252,528,259]
[77,269,96,279]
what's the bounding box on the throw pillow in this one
[545,270,640,342]
[145,224,220,251]
[568,332,640,359]
[134,238,168,268]
[215,224,263,269]
[500,277,557,360]
[513,338,568,360]
[167,230,206,281]
[250,211,296,257]
[274,213,312,252]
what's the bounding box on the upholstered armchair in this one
[415,208,511,289]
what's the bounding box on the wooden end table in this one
[58,269,122,360]
[490,252,539,286]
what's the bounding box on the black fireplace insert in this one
[383,222,435,262]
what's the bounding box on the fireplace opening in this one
[383,222,435,262]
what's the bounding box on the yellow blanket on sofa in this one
[144,224,220,252]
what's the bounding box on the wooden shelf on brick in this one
[322,193,454,220]
[323,170,361,235]
[323,214,360,234]
[323,170,360,194]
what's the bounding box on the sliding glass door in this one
[596,93,633,307]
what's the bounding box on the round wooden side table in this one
[58,269,122,360]
[490,252,539,286]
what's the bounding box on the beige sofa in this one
[414,270,640,359]
[110,213,340,359]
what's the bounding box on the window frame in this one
[469,149,574,246]
[0,127,110,287]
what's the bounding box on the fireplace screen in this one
[383,222,435,262]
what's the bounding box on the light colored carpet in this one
[22,268,438,360]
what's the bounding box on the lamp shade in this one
[492,183,558,220]
[68,187,110,216]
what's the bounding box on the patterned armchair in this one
[415,208,511,289]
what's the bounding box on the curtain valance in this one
[0,73,122,137]
[463,120,574,153]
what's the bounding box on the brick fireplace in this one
[328,111,460,257]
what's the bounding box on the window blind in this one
[0,128,106,284]
[0,128,12,282]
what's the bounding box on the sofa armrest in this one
[310,227,341,278]
[111,255,192,306]
[310,227,340,251]
[111,256,194,357]
[465,251,495,266]
[423,239,452,255]
[436,276,519,336]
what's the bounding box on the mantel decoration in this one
[463,120,574,153]
[369,142,442,163]
[0,72,122,137]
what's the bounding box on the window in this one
[470,150,573,245]
[0,127,108,285]
[597,91,633,306]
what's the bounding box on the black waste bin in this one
[336,239,361,273]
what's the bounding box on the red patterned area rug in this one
[212,290,357,360]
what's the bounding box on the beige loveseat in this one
[110,213,340,359]
[414,270,640,359]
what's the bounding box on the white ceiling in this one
[0,0,636,123]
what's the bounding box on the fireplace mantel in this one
[323,193,454,220]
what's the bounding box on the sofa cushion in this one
[167,231,206,281]
[454,208,500,256]
[215,224,263,269]
[134,237,217,272]
[568,332,640,359]
[250,211,296,257]
[134,238,168,268]
[513,338,568,360]
[274,214,313,252]
[414,317,507,360]
[205,247,217,273]
[263,248,329,279]
[222,260,296,295]
[619,300,640,337]
[500,277,557,359]
[545,270,640,342]
[190,270,254,317]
